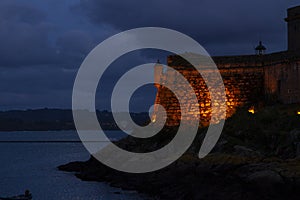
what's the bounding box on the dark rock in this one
[57,161,85,172]
[233,145,261,157]
[57,118,300,200]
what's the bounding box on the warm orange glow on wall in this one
[152,115,157,123]
[297,111,300,115]
[248,106,255,114]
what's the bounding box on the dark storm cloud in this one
[56,30,97,66]
[95,49,161,111]
[1,0,299,111]
[76,0,289,55]
[0,1,46,24]
[0,0,87,109]
[0,1,101,68]
[0,0,155,111]
[0,65,76,110]
[0,1,61,67]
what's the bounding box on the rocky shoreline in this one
[58,152,300,199]
[59,106,300,199]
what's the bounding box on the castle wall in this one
[152,5,300,127]
[265,61,300,103]
[154,56,265,126]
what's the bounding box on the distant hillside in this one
[0,109,150,131]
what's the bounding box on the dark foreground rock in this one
[59,106,300,199]
[58,152,300,200]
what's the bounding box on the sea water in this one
[0,131,146,200]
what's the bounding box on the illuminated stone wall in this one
[153,52,300,126]
[152,5,300,126]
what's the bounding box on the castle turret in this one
[152,60,164,123]
[154,60,163,88]
[285,6,300,52]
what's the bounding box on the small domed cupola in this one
[255,41,266,55]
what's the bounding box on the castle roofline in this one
[287,5,300,11]
[285,5,300,22]
[167,50,300,68]
[214,50,300,65]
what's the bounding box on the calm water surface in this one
[0,131,146,200]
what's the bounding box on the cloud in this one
[0,1,46,24]
[1,0,297,111]
[0,1,102,68]
[0,65,77,110]
[0,1,121,110]
[0,2,60,67]
[76,0,289,55]
[56,30,97,66]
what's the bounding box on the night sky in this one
[1,0,299,111]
